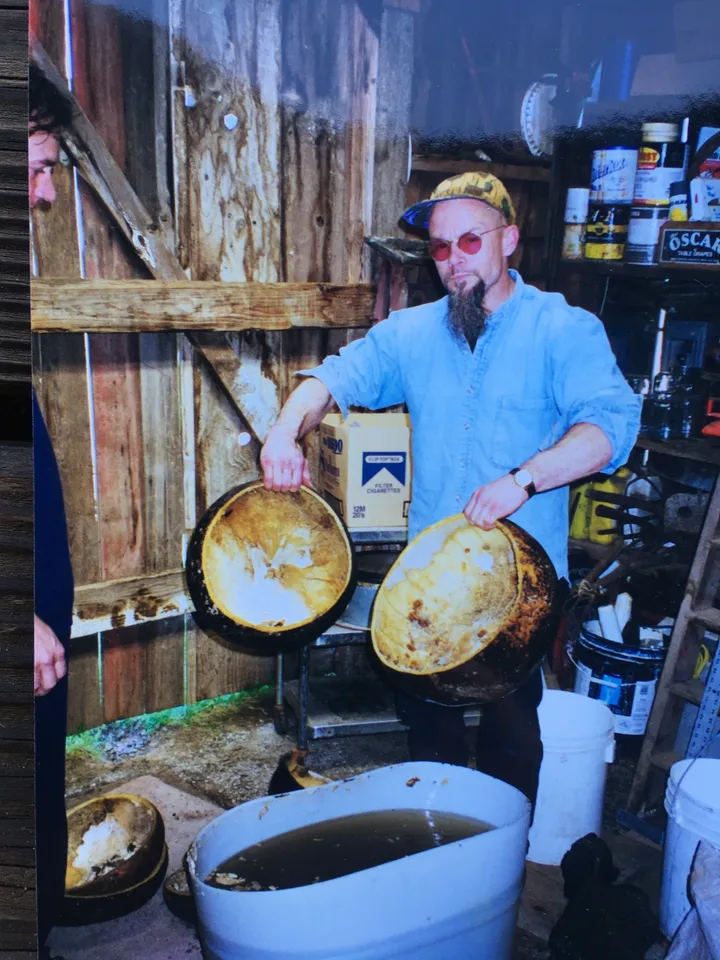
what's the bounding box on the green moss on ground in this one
[66,685,273,759]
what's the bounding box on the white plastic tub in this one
[660,758,720,938]
[188,761,530,960]
[527,690,615,865]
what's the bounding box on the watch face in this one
[515,468,532,488]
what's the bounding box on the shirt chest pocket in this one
[489,396,558,470]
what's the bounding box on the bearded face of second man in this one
[428,197,517,351]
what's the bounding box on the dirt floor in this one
[63,688,663,960]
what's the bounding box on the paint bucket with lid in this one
[633,123,686,207]
[562,188,590,260]
[564,188,590,223]
[590,147,638,205]
[660,758,720,937]
[584,204,630,260]
[625,206,669,264]
[527,691,615,865]
[572,625,666,735]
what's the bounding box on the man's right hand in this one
[34,615,67,696]
[260,423,313,492]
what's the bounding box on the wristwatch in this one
[509,467,536,498]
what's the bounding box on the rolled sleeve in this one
[549,307,642,472]
[296,314,405,418]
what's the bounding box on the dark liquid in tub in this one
[205,809,493,891]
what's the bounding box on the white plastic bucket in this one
[527,690,615,865]
[188,761,530,960]
[660,758,720,938]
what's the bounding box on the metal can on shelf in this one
[584,203,630,260]
[564,187,590,223]
[633,123,686,207]
[561,223,585,260]
[669,181,689,221]
[590,147,638,205]
[625,206,669,264]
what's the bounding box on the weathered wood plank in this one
[195,631,273,702]
[0,706,33,742]
[343,3,378,285]
[194,358,260,516]
[372,3,414,239]
[101,625,147,724]
[72,568,190,638]
[33,335,101,584]
[138,334,185,573]
[192,332,281,446]
[182,0,282,283]
[144,615,187,714]
[0,742,33,778]
[30,7,102,598]
[31,279,375,332]
[69,0,151,728]
[281,0,354,284]
[0,920,37,949]
[65,634,103,736]
[88,334,147,580]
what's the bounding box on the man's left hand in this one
[464,474,528,530]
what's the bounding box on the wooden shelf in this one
[557,259,720,282]
[670,679,707,707]
[635,434,720,467]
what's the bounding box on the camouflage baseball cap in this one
[402,172,516,231]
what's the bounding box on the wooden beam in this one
[31,280,375,333]
[72,568,192,638]
[411,156,551,183]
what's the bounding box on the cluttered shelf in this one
[556,259,720,282]
[635,433,720,467]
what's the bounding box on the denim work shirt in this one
[301,271,641,579]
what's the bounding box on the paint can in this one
[572,625,666,735]
[590,147,638,204]
[584,204,630,260]
[669,181,689,221]
[561,223,584,260]
[633,123,686,207]
[625,206,669,264]
[564,187,590,223]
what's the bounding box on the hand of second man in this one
[463,474,528,530]
[260,424,313,492]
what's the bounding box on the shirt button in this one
[468,387,474,395]
[464,423,470,430]
[459,460,465,468]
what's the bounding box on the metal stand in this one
[273,526,481,747]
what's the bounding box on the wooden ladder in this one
[626,469,720,815]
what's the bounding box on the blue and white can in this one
[590,147,638,204]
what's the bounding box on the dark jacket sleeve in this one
[33,390,74,645]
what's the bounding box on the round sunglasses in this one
[427,225,506,262]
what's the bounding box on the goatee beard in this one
[447,280,487,352]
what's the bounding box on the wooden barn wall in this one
[32,0,416,731]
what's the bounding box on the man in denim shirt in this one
[261,173,640,805]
